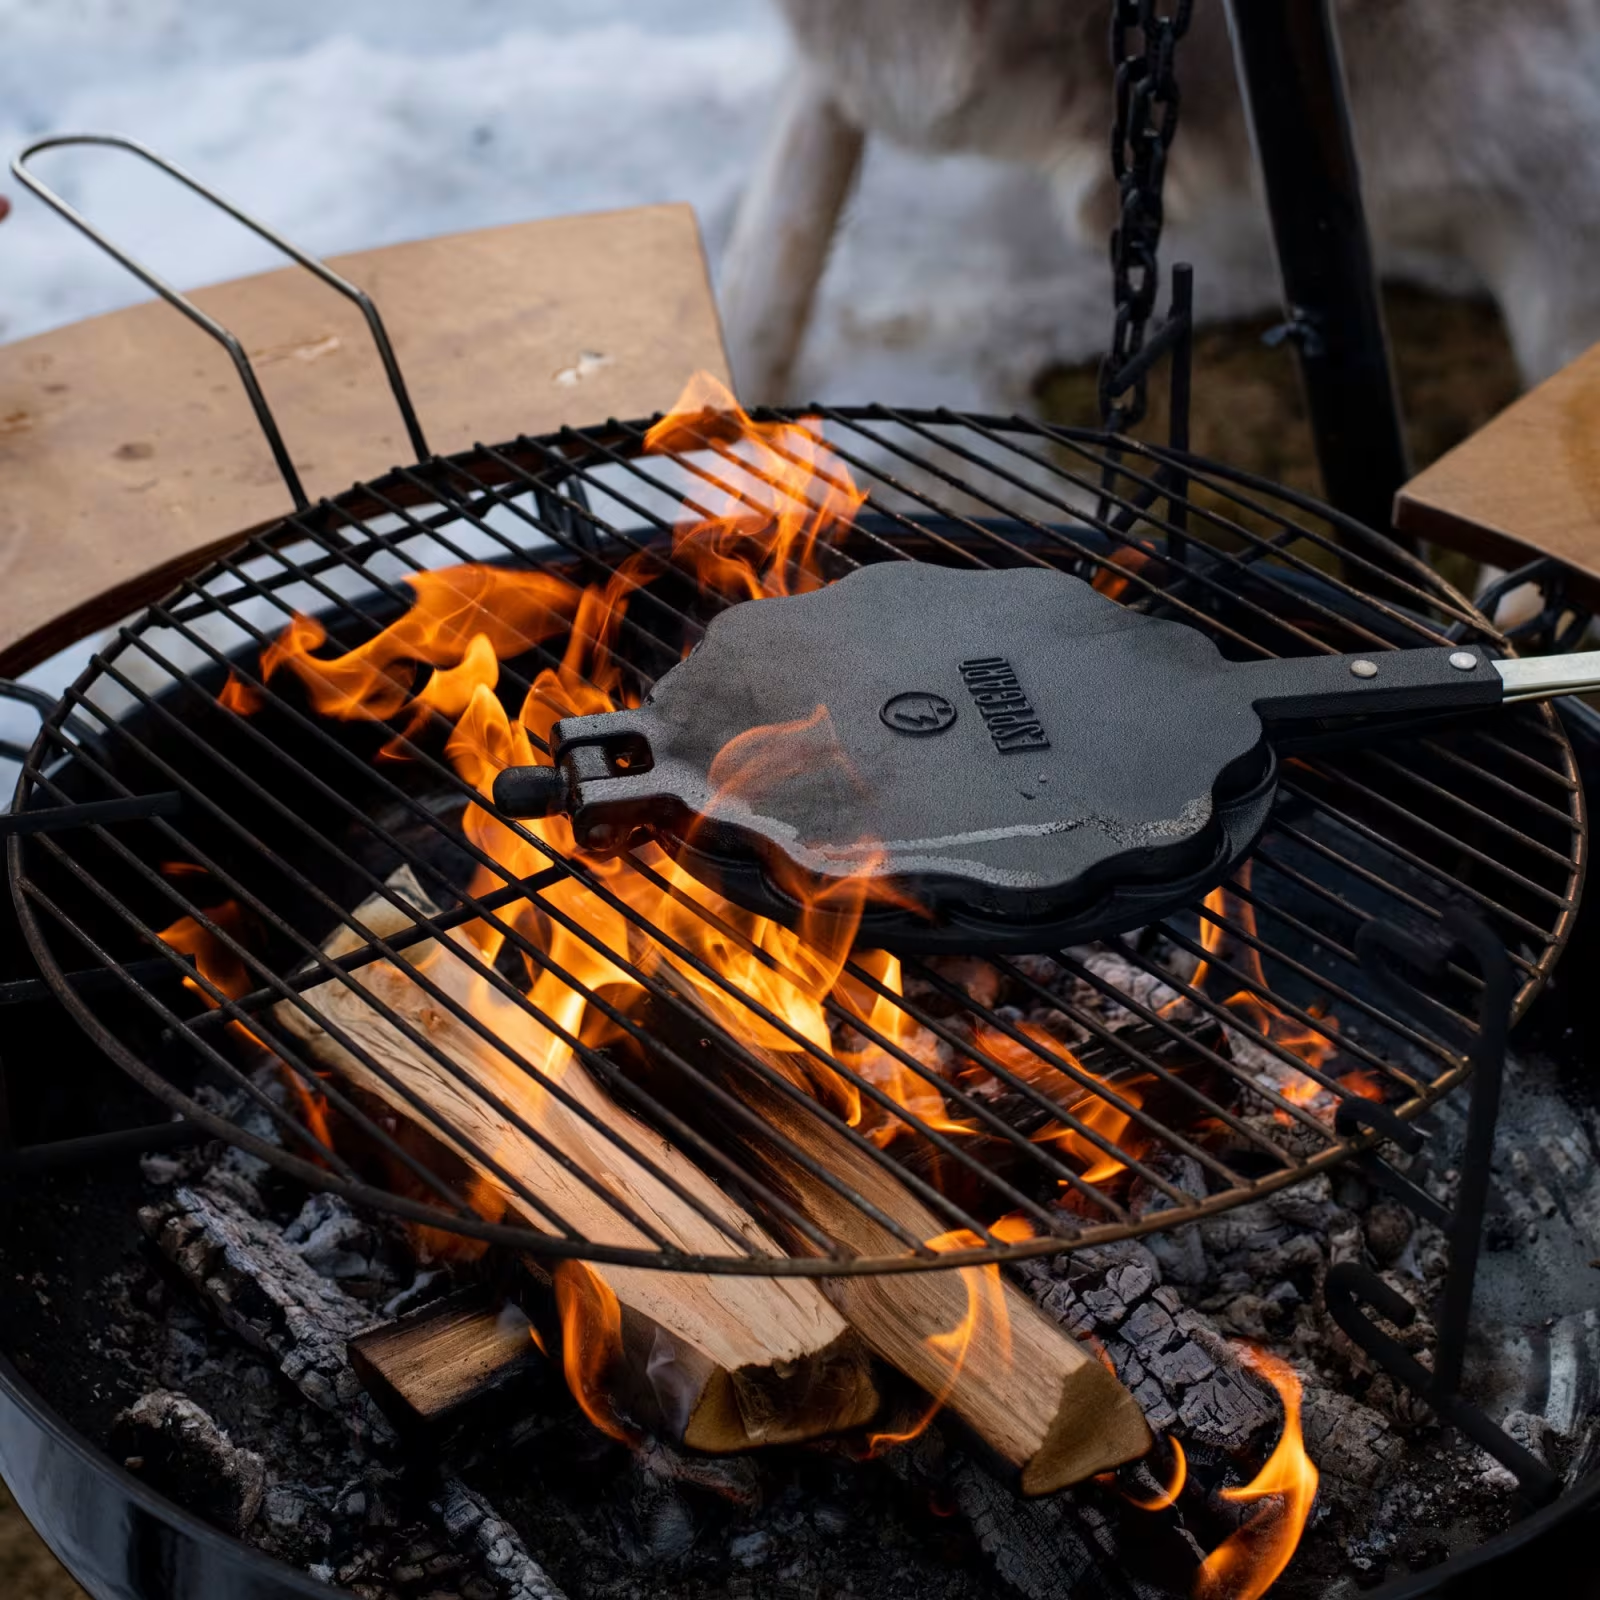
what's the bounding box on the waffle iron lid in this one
[543,561,1281,948]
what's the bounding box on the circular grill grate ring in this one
[7,409,1584,1274]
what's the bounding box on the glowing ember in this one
[1194,1347,1319,1600]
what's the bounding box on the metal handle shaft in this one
[10,133,430,510]
[1493,651,1600,703]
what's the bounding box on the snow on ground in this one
[0,0,1216,403]
[0,0,1279,765]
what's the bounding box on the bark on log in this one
[140,1183,393,1445]
[1017,1241,1279,1453]
[272,880,877,1453]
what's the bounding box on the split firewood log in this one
[272,875,878,1453]
[645,970,1154,1493]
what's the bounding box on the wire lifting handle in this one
[10,133,431,511]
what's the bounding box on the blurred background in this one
[0,0,1520,429]
[0,0,1151,408]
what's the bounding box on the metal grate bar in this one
[869,408,1442,655]
[1256,820,1541,985]
[1284,768,1575,916]
[1413,736,1581,828]
[1187,895,1449,1079]
[125,562,1074,1247]
[1354,748,1581,873]
[1051,945,1342,1151]
[25,706,713,1253]
[812,410,1328,660]
[1018,416,1481,638]
[1214,863,1471,1068]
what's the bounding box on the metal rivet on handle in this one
[1350,660,1378,678]
[1449,652,1478,670]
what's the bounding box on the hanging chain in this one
[1099,0,1193,432]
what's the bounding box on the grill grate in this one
[7,409,1584,1274]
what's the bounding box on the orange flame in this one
[217,672,263,715]
[553,1259,640,1446]
[865,1229,1010,1454]
[1194,1348,1318,1600]
[407,1169,506,1264]
[1185,866,1349,1108]
[1091,540,1155,603]
[642,371,867,601]
[156,885,335,1149]
[224,380,898,1094]
[1124,1436,1187,1512]
[217,374,966,1428]
[973,1021,1149,1186]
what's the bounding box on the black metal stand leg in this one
[1324,909,1559,1504]
[1222,0,1414,548]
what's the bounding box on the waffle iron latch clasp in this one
[493,710,663,856]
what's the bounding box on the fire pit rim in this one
[4,408,1584,1276]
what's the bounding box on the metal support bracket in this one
[1326,909,1560,1503]
[1447,556,1595,657]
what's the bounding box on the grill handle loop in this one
[10,133,431,510]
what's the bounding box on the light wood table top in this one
[0,204,730,674]
[1395,340,1600,606]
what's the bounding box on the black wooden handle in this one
[1239,645,1503,725]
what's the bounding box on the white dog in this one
[724,0,1600,400]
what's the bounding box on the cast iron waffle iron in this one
[494,561,1599,954]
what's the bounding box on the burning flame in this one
[972,1021,1149,1187]
[1091,539,1155,603]
[1184,866,1350,1109]
[865,1229,1010,1454]
[216,373,1007,1427]
[642,370,867,601]
[156,882,336,1151]
[1194,1348,1319,1600]
[1124,1436,1187,1512]
[553,1259,639,1445]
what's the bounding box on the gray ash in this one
[5,941,1597,1599]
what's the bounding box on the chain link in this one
[1099,0,1193,431]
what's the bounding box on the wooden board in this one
[0,205,730,674]
[1395,338,1600,605]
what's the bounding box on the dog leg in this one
[720,69,864,402]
